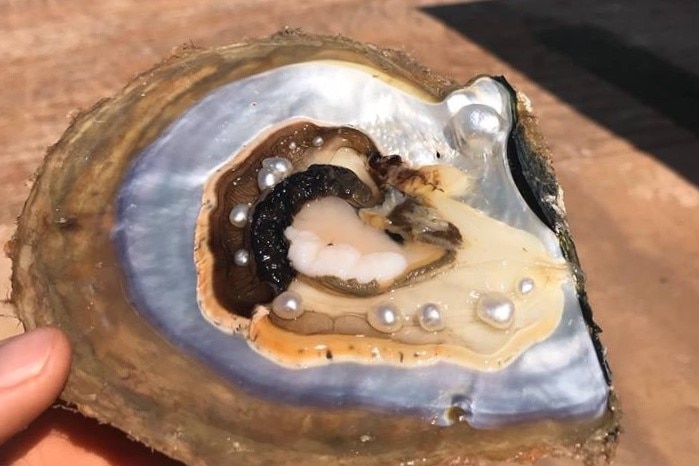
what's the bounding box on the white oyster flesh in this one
[114,62,608,428]
[284,197,409,284]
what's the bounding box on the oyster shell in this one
[11,33,619,464]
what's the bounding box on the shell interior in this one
[113,61,608,428]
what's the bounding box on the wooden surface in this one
[1,1,697,465]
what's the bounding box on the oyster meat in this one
[12,33,619,465]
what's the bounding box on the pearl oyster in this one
[11,33,619,464]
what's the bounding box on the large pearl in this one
[228,203,250,228]
[262,157,293,175]
[368,303,403,333]
[475,293,515,330]
[257,167,281,191]
[454,104,502,140]
[271,291,304,320]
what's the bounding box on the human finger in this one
[0,327,71,444]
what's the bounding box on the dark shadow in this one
[422,0,699,186]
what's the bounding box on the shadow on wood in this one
[423,0,699,186]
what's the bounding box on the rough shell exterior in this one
[10,32,619,465]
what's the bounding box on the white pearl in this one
[368,303,403,333]
[272,291,304,320]
[233,249,249,266]
[417,303,445,332]
[228,203,250,228]
[517,277,535,295]
[262,157,293,175]
[465,105,501,134]
[475,293,515,329]
[288,141,297,150]
[312,135,324,147]
[257,167,280,191]
[453,104,503,146]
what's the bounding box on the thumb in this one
[0,327,71,444]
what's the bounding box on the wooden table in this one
[1,1,697,465]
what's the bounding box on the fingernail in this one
[0,328,54,389]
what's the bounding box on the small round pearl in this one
[368,303,403,333]
[312,135,324,147]
[272,291,304,320]
[475,293,515,329]
[228,203,250,228]
[262,157,293,175]
[257,167,280,191]
[517,277,535,295]
[233,249,250,266]
[417,303,445,332]
[288,141,297,150]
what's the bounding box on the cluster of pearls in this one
[267,277,535,332]
[257,157,293,191]
[365,302,446,334]
[229,203,251,268]
[229,157,294,268]
[362,277,534,333]
[229,203,252,267]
